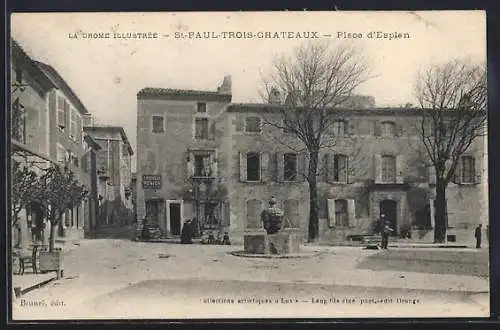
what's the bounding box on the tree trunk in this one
[49,216,57,252]
[307,151,320,242]
[17,207,30,250]
[434,180,448,243]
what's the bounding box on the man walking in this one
[475,224,482,249]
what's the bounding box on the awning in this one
[11,140,57,165]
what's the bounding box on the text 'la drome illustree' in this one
[68,31,412,41]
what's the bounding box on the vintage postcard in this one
[9,11,488,320]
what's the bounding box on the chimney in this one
[268,87,281,104]
[218,75,232,94]
[82,114,93,127]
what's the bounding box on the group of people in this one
[181,219,231,245]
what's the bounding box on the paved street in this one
[12,239,489,319]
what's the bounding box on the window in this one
[283,118,294,134]
[331,120,346,136]
[381,121,396,137]
[57,96,66,129]
[461,156,475,183]
[70,108,77,139]
[11,98,25,143]
[57,145,67,164]
[194,154,212,177]
[197,102,207,113]
[246,152,261,181]
[335,199,348,227]
[245,116,261,133]
[71,153,79,167]
[195,118,209,139]
[333,154,348,182]
[152,116,164,133]
[284,153,298,181]
[382,155,396,183]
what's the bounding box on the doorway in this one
[169,203,181,236]
[380,199,398,236]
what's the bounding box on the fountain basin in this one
[243,228,302,255]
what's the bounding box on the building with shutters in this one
[136,77,488,244]
[10,39,102,246]
[83,126,135,238]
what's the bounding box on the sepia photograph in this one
[9,10,489,320]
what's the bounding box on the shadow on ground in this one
[356,249,489,278]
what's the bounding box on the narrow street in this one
[12,239,489,319]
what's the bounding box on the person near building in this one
[222,232,231,245]
[475,224,482,249]
[181,219,194,244]
[381,216,394,250]
[141,217,150,241]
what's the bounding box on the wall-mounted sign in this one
[142,174,162,189]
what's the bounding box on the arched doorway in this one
[380,200,398,236]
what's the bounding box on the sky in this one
[11,11,486,171]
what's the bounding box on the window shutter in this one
[299,153,309,182]
[475,156,482,184]
[395,155,405,184]
[239,152,247,182]
[428,165,436,185]
[327,199,336,228]
[347,199,356,227]
[234,116,244,132]
[260,152,270,182]
[452,159,461,184]
[326,154,334,183]
[64,100,70,131]
[210,120,216,140]
[373,121,381,136]
[346,156,353,184]
[374,154,383,183]
[276,152,284,182]
[187,154,194,178]
[211,151,218,177]
[76,115,82,144]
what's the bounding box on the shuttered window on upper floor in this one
[152,116,165,133]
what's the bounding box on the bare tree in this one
[414,59,487,243]
[260,41,371,241]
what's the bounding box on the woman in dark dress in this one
[181,220,194,244]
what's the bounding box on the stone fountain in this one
[243,196,301,255]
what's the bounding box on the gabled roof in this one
[83,126,134,155]
[137,87,232,102]
[34,60,89,115]
[10,39,57,92]
[83,134,102,151]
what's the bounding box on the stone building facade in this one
[136,77,488,244]
[83,126,134,237]
[10,39,101,246]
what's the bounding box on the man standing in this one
[475,224,482,249]
[380,214,394,249]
